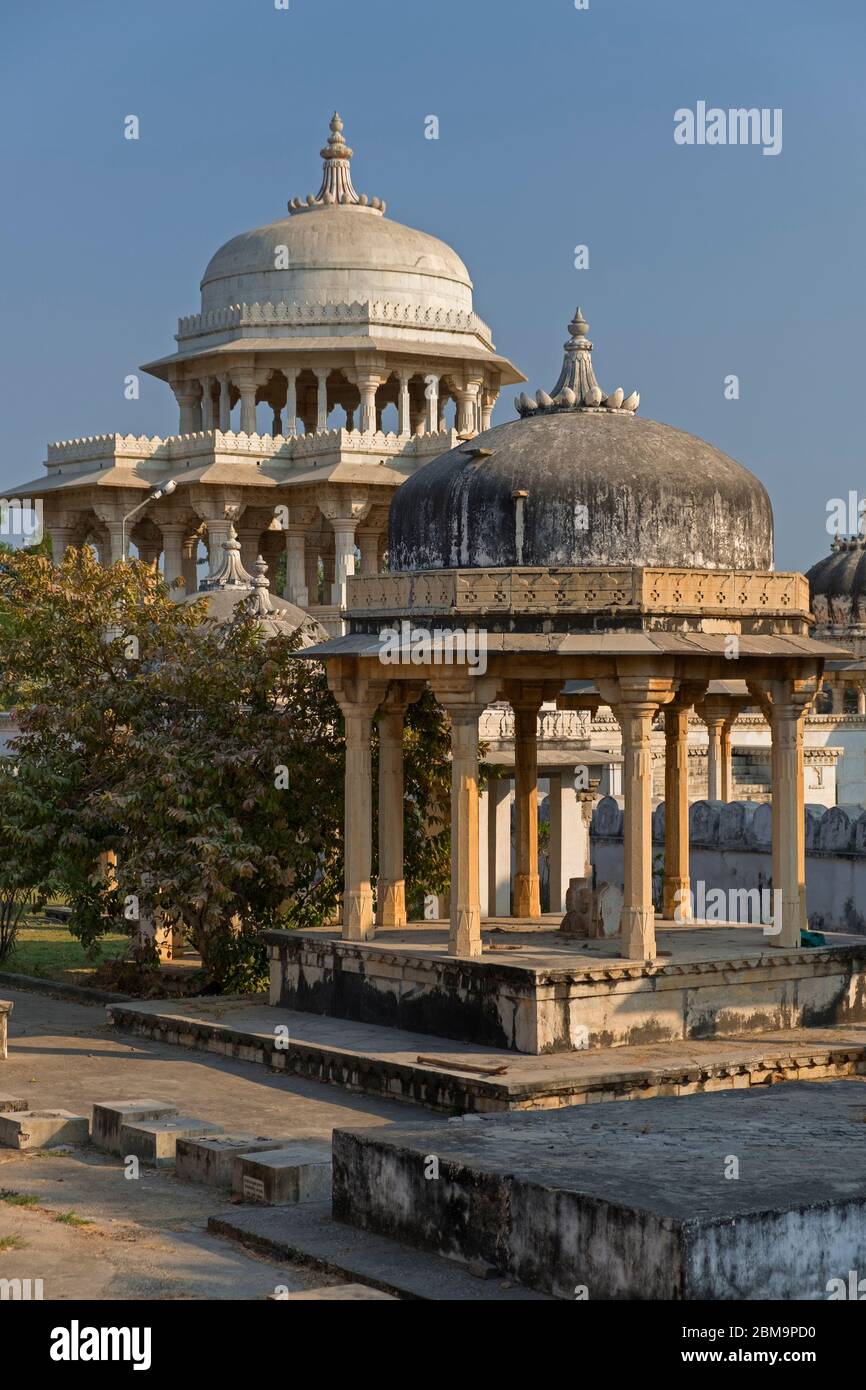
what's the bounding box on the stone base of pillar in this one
[622,905,655,961]
[514,872,540,919]
[345,887,375,941]
[453,905,481,956]
[377,879,406,928]
[663,874,691,922]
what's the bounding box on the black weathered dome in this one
[390,314,774,573]
[806,537,866,601]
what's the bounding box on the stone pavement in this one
[0,987,410,1300]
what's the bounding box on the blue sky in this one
[1,0,864,570]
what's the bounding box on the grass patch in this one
[53,1210,92,1227]
[0,1235,27,1251]
[4,910,127,985]
[0,1191,38,1207]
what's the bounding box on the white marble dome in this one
[200,115,473,318]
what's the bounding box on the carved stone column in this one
[182,534,199,594]
[663,684,704,921]
[160,523,187,595]
[398,371,412,437]
[201,377,217,431]
[599,676,675,960]
[330,677,387,942]
[376,694,410,927]
[749,676,818,949]
[315,368,329,433]
[284,369,299,437]
[356,372,381,434]
[319,492,370,608]
[218,375,232,432]
[424,373,439,435]
[234,373,259,435]
[503,685,557,920]
[173,381,202,435]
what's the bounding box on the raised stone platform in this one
[265,921,866,1054]
[331,1080,866,1300]
[106,996,866,1114]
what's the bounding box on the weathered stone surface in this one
[91,1100,178,1155]
[232,1143,332,1205]
[176,1133,288,1189]
[332,1081,866,1300]
[0,1092,27,1113]
[119,1116,224,1167]
[0,1109,90,1150]
[0,999,12,1061]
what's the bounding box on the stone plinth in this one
[332,1081,866,1300]
[266,923,866,1055]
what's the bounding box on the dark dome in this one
[806,537,866,600]
[389,409,774,573]
[390,309,774,574]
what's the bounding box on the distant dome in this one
[389,310,774,573]
[806,535,866,631]
[200,113,473,318]
[184,534,327,645]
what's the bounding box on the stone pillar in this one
[315,369,329,433]
[331,684,384,942]
[357,529,379,577]
[376,704,407,927]
[235,375,258,435]
[182,534,199,594]
[720,717,735,802]
[50,528,76,564]
[284,370,298,437]
[749,677,817,949]
[704,714,725,800]
[285,527,308,606]
[548,770,584,915]
[599,676,675,961]
[218,375,232,432]
[455,378,482,438]
[103,521,126,564]
[357,373,380,434]
[206,517,234,574]
[513,700,542,919]
[201,377,217,431]
[398,372,412,437]
[663,702,691,921]
[160,524,186,596]
[173,382,202,435]
[479,782,490,921]
[237,528,260,572]
[304,544,320,604]
[480,387,498,431]
[857,683,866,716]
[487,773,513,916]
[831,682,846,714]
[331,519,358,607]
[424,374,439,435]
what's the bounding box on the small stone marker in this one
[0,1109,90,1150]
[597,881,624,938]
[92,1100,179,1155]
[119,1116,224,1167]
[0,1000,12,1060]
[232,1142,332,1205]
[176,1133,289,1189]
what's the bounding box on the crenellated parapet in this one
[176,299,494,348]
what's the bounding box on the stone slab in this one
[210,1202,551,1300]
[232,1143,332,1205]
[332,1080,866,1300]
[106,995,866,1114]
[0,1093,27,1113]
[91,1099,178,1155]
[175,1133,289,1189]
[119,1115,224,1167]
[265,922,866,1053]
[0,1109,90,1150]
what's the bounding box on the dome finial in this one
[514,306,640,418]
[200,525,255,591]
[288,112,387,216]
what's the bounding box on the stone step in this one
[232,1143,332,1205]
[210,1202,550,1300]
[106,996,866,1114]
[0,1109,90,1150]
[119,1116,224,1167]
[92,1100,179,1154]
[176,1133,290,1189]
[0,1093,27,1114]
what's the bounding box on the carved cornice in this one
[176,299,494,348]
